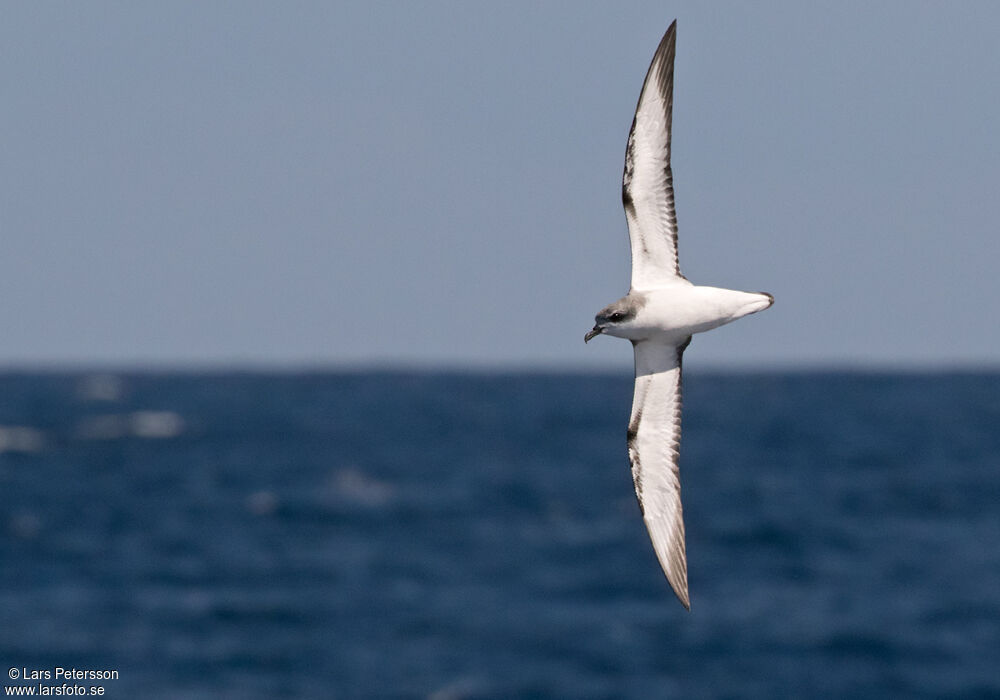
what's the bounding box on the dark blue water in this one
[1,371,998,698]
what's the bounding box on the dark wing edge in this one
[622,21,676,208]
[621,21,684,285]
[628,335,691,609]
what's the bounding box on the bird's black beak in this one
[584,325,603,343]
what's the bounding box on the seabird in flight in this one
[585,21,773,609]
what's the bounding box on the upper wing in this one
[622,21,686,290]
[628,336,691,608]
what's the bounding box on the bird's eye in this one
[610,312,625,322]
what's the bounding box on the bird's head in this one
[585,294,645,342]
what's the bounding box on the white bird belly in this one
[634,285,772,339]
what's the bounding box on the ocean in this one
[1,371,998,698]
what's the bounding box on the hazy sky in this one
[3,2,999,369]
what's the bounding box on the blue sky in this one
[2,2,998,368]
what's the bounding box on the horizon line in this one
[0,358,998,375]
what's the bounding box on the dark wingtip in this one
[668,579,690,610]
[658,20,677,56]
[672,579,691,610]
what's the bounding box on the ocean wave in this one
[74,411,185,441]
[0,425,44,453]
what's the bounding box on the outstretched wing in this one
[628,336,691,608]
[622,21,686,290]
